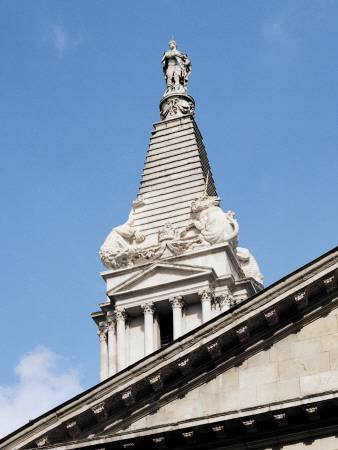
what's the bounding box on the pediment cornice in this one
[106,261,217,297]
[1,247,337,450]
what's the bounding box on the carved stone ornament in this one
[169,296,185,309]
[100,198,204,271]
[294,290,308,310]
[158,222,176,241]
[274,412,288,427]
[149,372,164,391]
[264,308,279,327]
[153,436,167,449]
[236,247,264,284]
[162,40,191,96]
[36,435,49,447]
[159,94,195,120]
[115,308,128,322]
[212,425,226,439]
[243,419,257,433]
[207,341,222,360]
[141,302,156,315]
[91,402,108,422]
[182,431,195,444]
[99,197,146,270]
[182,196,239,249]
[323,274,337,293]
[199,289,214,303]
[306,406,320,421]
[177,357,193,375]
[122,388,136,406]
[218,289,234,310]
[97,328,108,342]
[236,325,250,343]
[66,420,81,438]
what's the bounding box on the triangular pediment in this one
[107,262,215,296]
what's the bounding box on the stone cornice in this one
[100,243,243,282]
[2,247,337,450]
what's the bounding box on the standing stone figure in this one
[162,40,191,95]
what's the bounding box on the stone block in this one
[300,370,338,396]
[256,378,300,404]
[278,378,301,400]
[256,381,279,403]
[220,367,239,391]
[270,344,291,362]
[290,337,322,359]
[274,333,297,347]
[239,363,279,388]
[220,386,258,410]
[279,359,306,380]
[247,350,270,367]
[296,316,337,341]
[279,352,330,380]
[321,333,338,351]
[329,348,338,370]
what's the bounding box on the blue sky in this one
[1,0,337,436]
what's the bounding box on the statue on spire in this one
[162,40,191,95]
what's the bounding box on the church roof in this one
[2,246,337,449]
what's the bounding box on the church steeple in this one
[93,41,263,381]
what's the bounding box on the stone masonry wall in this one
[125,306,338,435]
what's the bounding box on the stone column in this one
[169,296,185,340]
[142,302,156,356]
[115,309,128,372]
[199,290,213,323]
[219,288,233,313]
[107,313,117,376]
[97,326,108,382]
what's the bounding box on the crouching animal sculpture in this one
[100,198,145,269]
[236,247,264,284]
[182,196,239,248]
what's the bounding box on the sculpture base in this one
[159,93,195,121]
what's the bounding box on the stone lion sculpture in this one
[100,198,145,269]
[182,196,239,248]
[236,247,264,284]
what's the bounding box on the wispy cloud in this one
[43,23,84,58]
[262,6,298,46]
[0,346,83,438]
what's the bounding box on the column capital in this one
[141,302,156,315]
[218,288,233,308]
[198,289,214,302]
[115,308,128,322]
[106,311,116,330]
[169,296,185,309]
[97,328,108,342]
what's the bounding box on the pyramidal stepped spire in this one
[93,41,264,380]
[99,40,263,285]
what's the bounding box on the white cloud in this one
[0,346,83,438]
[44,23,83,58]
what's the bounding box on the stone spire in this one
[94,42,263,379]
[99,41,263,284]
[99,40,240,270]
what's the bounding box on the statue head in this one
[169,40,177,50]
[191,196,221,213]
